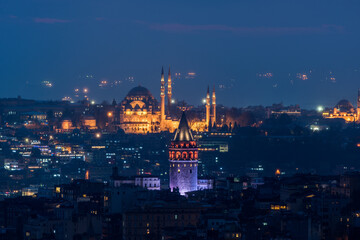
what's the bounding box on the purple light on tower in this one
[169,111,198,195]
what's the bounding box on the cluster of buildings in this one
[3,68,360,239]
[2,167,360,239]
[2,102,360,239]
[0,68,219,135]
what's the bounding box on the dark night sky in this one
[1,0,360,109]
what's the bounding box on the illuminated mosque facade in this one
[119,67,217,134]
[322,90,360,123]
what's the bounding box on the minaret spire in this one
[206,85,210,128]
[160,67,165,122]
[167,66,172,116]
[212,85,216,127]
[357,88,360,122]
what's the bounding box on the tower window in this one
[178,169,180,173]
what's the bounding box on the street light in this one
[317,106,324,112]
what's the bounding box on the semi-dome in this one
[335,99,354,112]
[127,86,153,98]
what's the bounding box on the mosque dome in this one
[126,86,153,98]
[121,85,158,113]
[335,99,354,112]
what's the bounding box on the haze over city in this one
[2,0,360,108]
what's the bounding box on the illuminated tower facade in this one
[160,67,165,122]
[167,67,172,116]
[169,112,198,195]
[211,85,216,127]
[206,86,210,127]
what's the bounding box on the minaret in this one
[169,112,198,195]
[211,85,216,127]
[357,89,360,122]
[167,67,172,116]
[206,86,210,127]
[160,67,165,121]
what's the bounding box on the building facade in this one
[119,86,161,133]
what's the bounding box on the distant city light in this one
[185,72,196,79]
[83,88,88,93]
[312,126,320,131]
[202,99,206,104]
[42,81,53,88]
[91,100,95,105]
[107,112,113,117]
[99,80,108,87]
[317,106,324,112]
[62,96,72,102]
[171,99,175,104]
[256,72,273,79]
[297,73,308,81]
[95,133,101,138]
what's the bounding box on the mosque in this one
[322,90,360,123]
[119,67,217,134]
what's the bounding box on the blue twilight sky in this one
[1,0,360,109]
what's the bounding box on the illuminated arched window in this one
[182,152,188,159]
[171,151,175,159]
[176,152,181,159]
[189,151,194,159]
